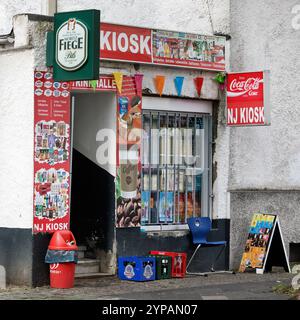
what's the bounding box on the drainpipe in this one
[41,0,57,16]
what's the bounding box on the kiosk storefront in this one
[32,17,229,284]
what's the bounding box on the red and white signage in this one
[33,70,71,233]
[100,23,225,71]
[100,23,152,64]
[226,71,270,126]
[69,75,116,91]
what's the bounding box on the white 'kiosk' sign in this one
[56,18,88,71]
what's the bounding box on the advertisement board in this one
[53,9,100,81]
[226,71,270,126]
[100,23,225,71]
[33,70,71,233]
[239,214,290,274]
[115,76,143,228]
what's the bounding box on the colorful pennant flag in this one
[174,76,184,96]
[89,80,98,91]
[113,72,123,94]
[154,75,165,96]
[194,77,204,97]
[134,73,144,94]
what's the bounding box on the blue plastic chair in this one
[186,217,233,276]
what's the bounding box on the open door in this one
[70,91,116,276]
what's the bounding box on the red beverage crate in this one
[149,251,187,278]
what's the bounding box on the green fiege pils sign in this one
[53,9,100,81]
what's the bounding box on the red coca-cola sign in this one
[226,71,270,126]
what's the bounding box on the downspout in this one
[41,0,57,16]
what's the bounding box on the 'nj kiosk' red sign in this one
[226,71,270,126]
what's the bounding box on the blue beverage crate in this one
[118,256,156,281]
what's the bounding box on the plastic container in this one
[49,263,76,289]
[118,256,156,281]
[149,251,187,278]
[46,230,78,289]
[150,255,172,280]
[48,230,78,251]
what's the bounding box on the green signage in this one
[53,9,100,81]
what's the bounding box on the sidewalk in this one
[0,272,297,300]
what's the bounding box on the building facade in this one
[0,0,299,286]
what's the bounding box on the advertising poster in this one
[152,29,225,70]
[239,214,276,272]
[141,191,150,224]
[227,71,270,126]
[33,70,71,233]
[100,23,225,71]
[115,76,142,228]
[158,192,174,223]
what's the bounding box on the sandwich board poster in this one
[239,214,290,274]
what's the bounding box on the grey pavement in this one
[0,272,297,300]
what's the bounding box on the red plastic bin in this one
[48,230,78,251]
[149,251,187,278]
[47,230,78,289]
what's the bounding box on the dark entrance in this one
[70,91,116,275]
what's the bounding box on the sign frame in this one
[53,9,100,82]
[239,214,291,274]
[226,70,271,127]
[100,22,226,72]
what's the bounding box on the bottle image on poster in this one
[159,191,174,223]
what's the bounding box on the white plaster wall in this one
[229,0,300,267]
[229,0,300,190]
[212,94,231,219]
[0,49,34,228]
[73,92,116,177]
[0,0,42,34]
[58,0,229,35]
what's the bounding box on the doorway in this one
[70,91,116,275]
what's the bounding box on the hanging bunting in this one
[154,75,165,96]
[113,72,123,94]
[134,73,144,94]
[89,80,98,91]
[194,77,204,97]
[174,76,184,96]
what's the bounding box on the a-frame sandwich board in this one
[256,216,290,274]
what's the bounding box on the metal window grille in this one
[141,110,212,226]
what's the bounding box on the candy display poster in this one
[115,76,143,228]
[33,70,71,233]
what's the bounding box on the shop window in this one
[141,111,211,227]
